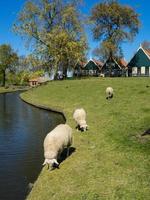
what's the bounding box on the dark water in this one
[0,92,65,200]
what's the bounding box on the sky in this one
[0,0,150,62]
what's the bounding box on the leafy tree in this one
[45,27,87,74]
[14,0,87,76]
[90,0,140,59]
[0,44,18,86]
[18,54,45,72]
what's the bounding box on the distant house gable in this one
[82,59,103,76]
[74,59,103,77]
[74,61,86,77]
[92,59,104,69]
[102,56,121,69]
[84,59,100,71]
[128,46,150,76]
[128,46,150,68]
[101,56,127,77]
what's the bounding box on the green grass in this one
[0,86,16,93]
[0,86,29,94]
[21,77,150,200]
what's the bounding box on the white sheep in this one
[106,87,114,99]
[43,124,72,169]
[73,108,88,132]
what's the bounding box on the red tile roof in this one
[144,48,150,57]
[119,58,128,68]
[77,61,86,68]
[77,59,104,69]
[92,58,104,67]
[29,78,38,82]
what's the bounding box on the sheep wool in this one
[73,108,88,132]
[43,124,72,169]
[106,87,114,99]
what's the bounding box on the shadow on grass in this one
[58,147,76,164]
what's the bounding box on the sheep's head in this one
[80,124,88,132]
[106,93,113,100]
[43,159,59,169]
[109,94,113,98]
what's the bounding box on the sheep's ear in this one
[53,160,59,168]
[76,125,80,131]
[42,159,47,166]
[75,125,79,130]
[54,159,59,166]
[80,127,84,132]
[110,94,113,98]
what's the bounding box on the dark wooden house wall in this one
[128,48,150,77]
[83,60,100,76]
[74,64,82,77]
[102,57,123,77]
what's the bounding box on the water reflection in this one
[0,92,65,200]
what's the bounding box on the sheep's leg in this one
[47,163,49,170]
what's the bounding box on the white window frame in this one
[141,66,145,75]
[132,67,137,75]
[89,70,93,75]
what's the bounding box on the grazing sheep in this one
[73,108,88,132]
[106,87,114,99]
[43,124,72,169]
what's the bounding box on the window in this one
[132,67,137,75]
[89,70,93,75]
[141,67,145,75]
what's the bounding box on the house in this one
[29,76,49,87]
[128,45,150,77]
[29,78,39,87]
[83,59,103,76]
[74,61,86,77]
[101,56,127,77]
[74,59,103,77]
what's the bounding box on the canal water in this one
[0,92,65,200]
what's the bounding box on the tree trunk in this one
[63,67,67,78]
[2,69,6,87]
[109,51,113,77]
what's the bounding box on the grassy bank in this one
[21,78,150,200]
[0,86,17,93]
[0,86,29,94]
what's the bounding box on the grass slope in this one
[0,87,17,93]
[0,86,29,94]
[21,78,150,200]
